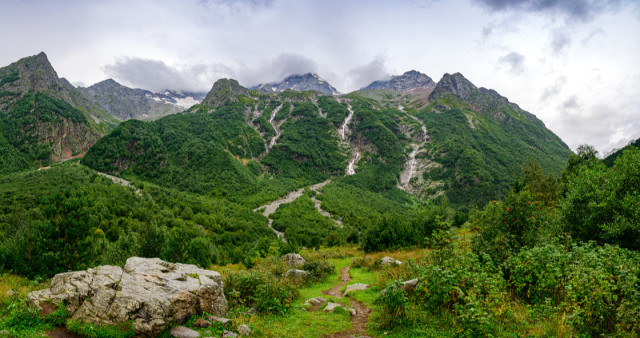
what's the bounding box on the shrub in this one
[223,270,298,314]
[374,282,408,329]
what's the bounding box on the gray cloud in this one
[561,95,580,109]
[246,53,318,86]
[347,56,390,90]
[551,30,572,55]
[104,57,234,93]
[540,76,567,101]
[473,0,625,22]
[498,52,525,75]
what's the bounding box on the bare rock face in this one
[27,257,227,336]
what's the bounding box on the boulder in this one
[237,324,252,336]
[281,253,306,267]
[223,331,238,337]
[27,257,227,337]
[379,257,402,266]
[343,283,370,296]
[323,302,356,316]
[170,326,200,338]
[304,296,327,306]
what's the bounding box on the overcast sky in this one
[1,0,639,154]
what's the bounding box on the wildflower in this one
[507,208,510,211]
[531,216,534,219]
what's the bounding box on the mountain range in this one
[0,52,571,211]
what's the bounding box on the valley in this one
[1,53,638,337]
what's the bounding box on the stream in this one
[267,103,284,150]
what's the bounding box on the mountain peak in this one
[202,78,249,106]
[251,73,339,95]
[361,70,435,92]
[428,72,477,101]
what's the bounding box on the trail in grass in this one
[323,265,372,338]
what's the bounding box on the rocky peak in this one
[361,70,435,92]
[251,73,340,96]
[202,78,250,107]
[428,72,477,101]
[0,52,62,93]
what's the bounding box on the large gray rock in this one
[281,253,306,267]
[304,296,327,306]
[285,269,310,278]
[27,257,227,336]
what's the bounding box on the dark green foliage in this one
[262,102,346,181]
[470,189,560,263]
[506,242,640,335]
[417,95,571,210]
[83,103,264,198]
[318,96,349,126]
[0,163,272,277]
[361,215,417,252]
[270,192,338,249]
[224,270,298,314]
[561,147,640,250]
[375,282,409,329]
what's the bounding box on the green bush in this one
[374,282,408,329]
[223,270,298,314]
[361,215,417,252]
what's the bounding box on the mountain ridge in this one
[251,73,340,95]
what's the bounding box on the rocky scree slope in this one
[251,73,340,95]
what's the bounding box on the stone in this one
[193,318,212,328]
[281,253,306,267]
[222,331,238,337]
[205,315,231,327]
[0,330,9,336]
[245,307,257,315]
[343,283,370,296]
[285,269,310,278]
[170,325,200,338]
[237,324,252,336]
[379,257,402,266]
[401,278,419,293]
[323,302,356,316]
[5,289,14,297]
[303,296,327,306]
[27,257,227,337]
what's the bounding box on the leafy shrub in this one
[361,215,417,252]
[66,319,135,338]
[223,270,298,314]
[374,282,408,329]
[301,259,334,283]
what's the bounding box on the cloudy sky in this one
[1,0,639,154]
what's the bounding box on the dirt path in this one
[98,172,142,196]
[323,266,372,338]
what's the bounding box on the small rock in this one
[343,283,370,296]
[379,257,402,266]
[237,324,252,336]
[170,325,200,338]
[5,289,14,297]
[303,296,327,306]
[245,307,257,315]
[222,331,238,337]
[286,269,310,278]
[401,278,419,293]
[0,330,9,336]
[193,318,212,328]
[323,302,356,316]
[281,253,306,267]
[205,315,231,327]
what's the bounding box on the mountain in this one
[0,52,116,173]
[251,73,340,95]
[603,137,640,166]
[79,79,205,120]
[83,71,571,215]
[361,70,435,93]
